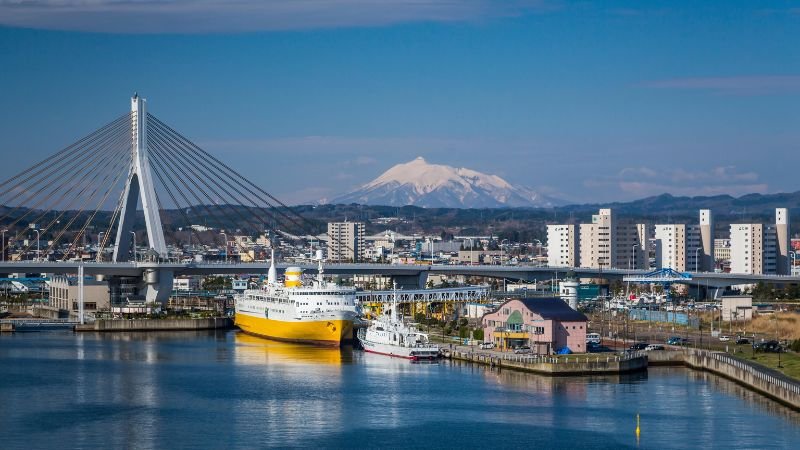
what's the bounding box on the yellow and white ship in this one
[235,251,357,346]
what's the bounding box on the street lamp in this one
[694,247,702,300]
[220,231,228,263]
[130,231,137,262]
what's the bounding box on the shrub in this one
[444,326,452,335]
[473,328,484,341]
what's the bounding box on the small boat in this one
[357,286,440,361]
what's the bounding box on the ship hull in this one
[236,312,354,347]
[359,338,440,361]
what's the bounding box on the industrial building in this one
[49,275,110,314]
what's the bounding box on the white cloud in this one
[0,0,554,33]
[642,75,800,95]
[586,165,769,199]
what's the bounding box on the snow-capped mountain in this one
[329,157,560,208]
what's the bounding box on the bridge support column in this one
[142,269,173,305]
[78,264,84,325]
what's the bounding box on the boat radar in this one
[267,249,277,285]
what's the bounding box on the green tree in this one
[472,328,484,341]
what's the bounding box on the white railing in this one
[701,350,800,395]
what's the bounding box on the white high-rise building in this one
[654,224,702,271]
[327,222,365,262]
[776,208,791,275]
[578,208,649,269]
[546,224,579,267]
[730,223,777,275]
[699,209,714,271]
[654,210,714,272]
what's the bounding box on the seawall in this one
[75,318,234,332]
[446,350,649,376]
[681,348,800,411]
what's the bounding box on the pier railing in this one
[696,349,800,396]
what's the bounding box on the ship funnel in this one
[285,266,303,288]
[267,249,277,285]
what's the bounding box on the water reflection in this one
[2,331,800,449]
[233,331,353,366]
[232,332,349,446]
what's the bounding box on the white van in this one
[586,333,601,345]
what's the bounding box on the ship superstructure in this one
[357,286,440,360]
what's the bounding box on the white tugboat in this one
[357,286,440,361]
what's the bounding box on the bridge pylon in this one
[113,94,167,262]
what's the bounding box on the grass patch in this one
[730,349,800,381]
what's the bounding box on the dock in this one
[74,317,234,332]
[442,348,648,376]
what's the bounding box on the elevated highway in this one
[2,261,799,292]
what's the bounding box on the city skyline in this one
[0,0,797,205]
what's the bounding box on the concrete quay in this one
[443,346,800,410]
[443,349,649,376]
[74,317,233,332]
[680,348,800,411]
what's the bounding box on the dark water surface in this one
[1,330,799,449]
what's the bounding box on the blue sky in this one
[0,0,798,205]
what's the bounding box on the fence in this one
[629,309,699,328]
[704,350,800,396]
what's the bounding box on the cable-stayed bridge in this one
[0,95,798,306]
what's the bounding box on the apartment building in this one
[327,221,365,262]
[578,209,649,269]
[653,210,715,272]
[730,224,777,275]
[729,208,789,275]
[714,239,731,263]
[546,224,579,267]
[655,224,701,271]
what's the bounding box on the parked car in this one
[667,336,690,346]
[753,340,782,353]
[735,337,750,345]
[629,342,648,351]
[479,342,495,350]
[513,346,532,354]
[645,344,665,351]
[718,335,730,342]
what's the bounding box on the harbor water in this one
[2,330,799,449]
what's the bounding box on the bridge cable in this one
[0,118,131,223]
[149,114,354,256]
[61,147,133,261]
[1,121,131,231]
[146,147,206,249]
[11,133,130,251]
[148,122,281,236]
[41,134,133,258]
[0,113,130,193]
[147,131,244,234]
[148,115,316,236]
